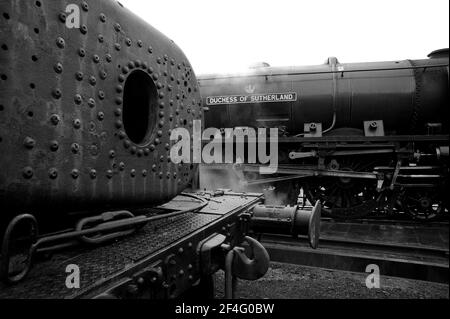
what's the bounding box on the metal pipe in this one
[200,64,449,80]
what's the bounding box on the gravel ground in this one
[214,262,449,299]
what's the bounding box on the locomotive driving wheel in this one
[303,158,381,219]
[400,189,443,220]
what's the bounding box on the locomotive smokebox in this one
[0,0,202,223]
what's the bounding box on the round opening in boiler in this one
[123,70,158,145]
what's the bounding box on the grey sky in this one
[120,0,449,74]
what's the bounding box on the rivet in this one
[158,120,164,128]
[178,270,184,276]
[166,172,171,179]
[93,55,100,63]
[50,140,59,151]
[159,155,164,162]
[130,169,136,177]
[99,13,106,23]
[159,101,165,109]
[137,40,143,47]
[148,46,153,54]
[147,67,154,74]
[159,111,164,118]
[24,137,36,149]
[152,73,159,81]
[142,169,148,177]
[167,85,173,92]
[118,131,126,139]
[118,74,125,83]
[50,114,60,125]
[22,167,34,179]
[114,109,122,117]
[105,54,112,63]
[114,23,121,32]
[151,164,157,172]
[159,92,165,99]
[54,62,63,74]
[156,57,161,64]
[137,149,144,157]
[88,98,96,108]
[142,62,148,70]
[122,66,129,74]
[114,43,121,51]
[165,143,170,150]
[74,94,82,105]
[80,25,88,34]
[116,97,123,105]
[116,85,123,93]
[81,1,89,11]
[178,248,184,254]
[106,170,113,179]
[98,35,104,43]
[125,38,132,46]
[89,76,97,86]
[134,60,141,68]
[75,71,83,81]
[49,168,58,179]
[98,90,105,100]
[97,112,105,121]
[159,172,163,179]
[149,144,156,152]
[157,82,163,89]
[109,150,116,158]
[123,140,131,149]
[130,146,137,154]
[78,48,86,57]
[71,143,80,154]
[59,13,67,23]
[119,162,125,171]
[128,61,135,69]
[100,71,107,80]
[56,37,65,48]
[155,138,161,145]
[188,275,193,281]
[90,169,97,179]
[157,130,163,137]
[52,89,62,99]
[73,119,81,129]
[71,169,79,179]
[144,148,150,156]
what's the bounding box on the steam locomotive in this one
[0,0,321,297]
[198,51,449,220]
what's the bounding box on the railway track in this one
[255,220,449,284]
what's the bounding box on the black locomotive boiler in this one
[198,51,449,220]
[0,0,202,229]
